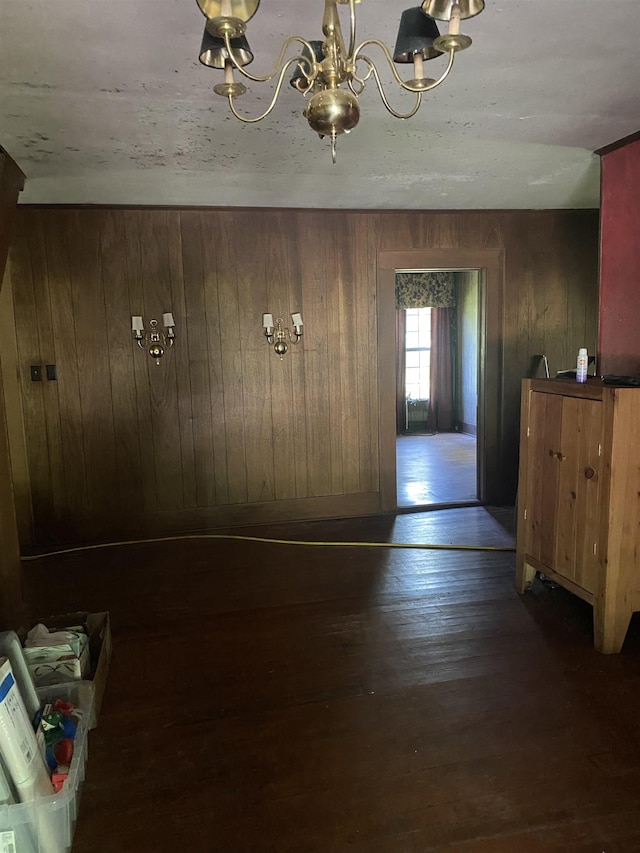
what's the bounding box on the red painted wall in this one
[598,136,640,375]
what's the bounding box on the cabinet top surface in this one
[525,378,640,401]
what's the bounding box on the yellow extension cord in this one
[20,533,516,561]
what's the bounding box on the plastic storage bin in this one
[0,682,94,853]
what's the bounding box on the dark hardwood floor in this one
[20,508,640,852]
[397,433,477,508]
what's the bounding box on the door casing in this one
[376,248,504,511]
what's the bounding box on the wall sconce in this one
[132,313,176,365]
[262,312,303,357]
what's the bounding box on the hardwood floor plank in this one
[397,433,478,507]
[18,507,640,852]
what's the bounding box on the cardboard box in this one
[23,612,111,730]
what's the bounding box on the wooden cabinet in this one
[516,378,640,653]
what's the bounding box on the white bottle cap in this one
[578,348,587,355]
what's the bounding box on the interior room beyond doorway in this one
[395,269,480,509]
[397,432,477,507]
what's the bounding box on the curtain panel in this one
[429,308,455,432]
[395,271,456,309]
[396,311,407,434]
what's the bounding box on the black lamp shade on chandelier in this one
[195,0,485,162]
[199,27,254,68]
[421,0,484,21]
[393,8,441,63]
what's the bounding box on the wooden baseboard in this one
[28,492,384,549]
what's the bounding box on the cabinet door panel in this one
[557,396,602,593]
[553,397,602,592]
[526,391,562,567]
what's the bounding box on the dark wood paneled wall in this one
[0,149,25,626]
[5,208,598,546]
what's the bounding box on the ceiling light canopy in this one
[196,0,484,162]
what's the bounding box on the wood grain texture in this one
[0,272,32,545]
[100,210,144,515]
[0,151,25,279]
[45,211,90,527]
[0,149,25,627]
[19,507,640,851]
[518,378,640,653]
[68,210,120,521]
[598,390,640,649]
[11,214,55,533]
[7,208,598,545]
[556,395,602,592]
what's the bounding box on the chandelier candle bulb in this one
[291,313,303,328]
[132,316,144,333]
[162,312,175,328]
[449,3,461,35]
[263,313,274,332]
[199,0,483,160]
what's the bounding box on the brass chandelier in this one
[196,0,484,162]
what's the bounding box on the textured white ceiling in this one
[1,0,639,209]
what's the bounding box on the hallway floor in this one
[397,432,477,507]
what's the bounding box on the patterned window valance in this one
[395,271,456,309]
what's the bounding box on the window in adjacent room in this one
[404,307,431,400]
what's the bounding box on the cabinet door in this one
[524,390,603,594]
[524,390,563,568]
[554,395,603,593]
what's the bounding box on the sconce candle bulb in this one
[262,313,274,334]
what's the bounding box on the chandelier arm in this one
[349,58,374,91]
[363,57,423,120]
[347,0,357,60]
[227,58,300,123]
[224,32,317,84]
[353,38,456,93]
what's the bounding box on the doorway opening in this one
[395,270,480,509]
[377,248,504,513]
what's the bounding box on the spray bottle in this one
[576,348,588,383]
